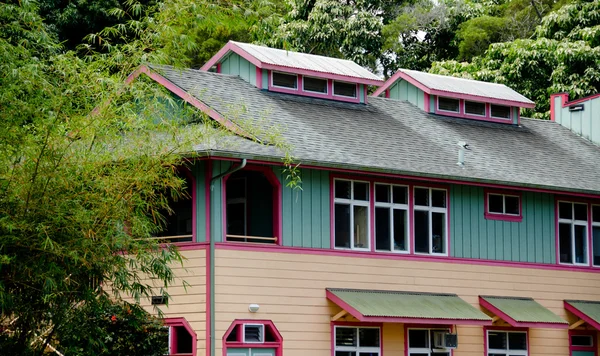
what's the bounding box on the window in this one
[558,202,589,265]
[225,168,280,244]
[570,331,595,356]
[333,81,357,98]
[491,105,511,119]
[485,192,521,221]
[593,205,600,266]
[303,76,328,94]
[407,328,450,356]
[223,320,283,356]
[272,72,298,89]
[164,318,197,356]
[154,171,194,243]
[465,101,486,116]
[414,187,447,255]
[334,326,380,356]
[375,184,409,252]
[334,179,370,250]
[242,324,264,343]
[486,330,527,356]
[438,97,460,112]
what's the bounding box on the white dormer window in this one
[491,104,511,119]
[272,72,298,90]
[465,101,486,116]
[303,76,328,94]
[438,97,460,113]
[333,81,357,98]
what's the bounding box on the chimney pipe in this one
[457,141,470,167]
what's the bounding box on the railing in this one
[226,234,277,244]
[143,234,194,243]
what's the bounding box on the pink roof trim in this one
[479,297,568,329]
[564,301,600,330]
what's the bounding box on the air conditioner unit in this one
[433,331,458,349]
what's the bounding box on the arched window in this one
[154,169,195,243]
[164,317,197,356]
[223,319,283,356]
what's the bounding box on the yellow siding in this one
[214,248,600,356]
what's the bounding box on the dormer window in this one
[465,101,486,116]
[334,81,357,98]
[438,97,459,112]
[272,72,297,89]
[303,76,328,94]
[491,104,511,119]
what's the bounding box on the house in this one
[130,41,600,356]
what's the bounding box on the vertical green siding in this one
[210,160,228,242]
[261,69,268,89]
[193,161,207,242]
[359,84,365,103]
[450,185,555,264]
[388,80,425,110]
[219,54,257,86]
[555,95,600,146]
[512,107,519,125]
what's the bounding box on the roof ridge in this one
[230,40,359,65]
[401,68,508,88]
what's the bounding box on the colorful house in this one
[130,41,600,356]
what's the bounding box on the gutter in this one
[208,159,246,356]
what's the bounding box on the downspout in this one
[209,159,246,356]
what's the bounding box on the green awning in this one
[326,288,492,325]
[480,296,568,329]
[565,300,600,330]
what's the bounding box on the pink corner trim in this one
[205,161,212,356]
[256,66,262,88]
[479,297,568,329]
[565,301,600,330]
[423,92,430,112]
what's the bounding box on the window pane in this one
[393,209,408,251]
[559,223,572,263]
[593,226,600,266]
[488,331,507,350]
[505,196,520,215]
[488,194,504,214]
[359,353,378,356]
[335,352,355,356]
[354,182,369,201]
[594,206,600,223]
[415,211,430,253]
[415,188,429,206]
[375,207,391,251]
[575,224,588,264]
[336,327,357,347]
[491,104,511,119]
[408,329,429,348]
[465,101,485,116]
[508,332,527,350]
[393,186,408,204]
[432,212,446,254]
[359,328,380,347]
[375,184,390,203]
[432,189,446,208]
[571,335,593,347]
[575,203,588,221]
[334,81,356,97]
[335,204,351,248]
[303,76,327,93]
[354,206,369,249]
[559,202,572,219]
[227,202,246,235]
[335,180,351,199]
[272,72,297,89]
[439,97,459,112]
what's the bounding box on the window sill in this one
[484,213,523,222]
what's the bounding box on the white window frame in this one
[464,100,487,117]
[591,204,600,267]
[490,104,511,119]
[302,75,328,94]
[487,193,521,216]
[413,187,448,256]
[407,328,450,356]
[486,330,528,356]
[558,201,589,266]
[333,179,371,251]
[334,326,381,355]
[242,323,265,344]
[374,183,410,253]
[271,71,298,90]
[333,80,357,98]
[437,97,460,113]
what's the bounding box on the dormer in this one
[373,69,535,125]
[200,41,384,104]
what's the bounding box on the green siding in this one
[388,80,425,109]
[451,185,555,263]
[572,352,595,356]
[555,95,600,146]
[261,69,268,89]
[193,161,207,242]
[219,54,257,86]
[359,84,365,103]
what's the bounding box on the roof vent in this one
[457,141,470,166]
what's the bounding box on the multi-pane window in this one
[334,179,370,250]
[491,104,511,119]
[486,330,527,356]
[375,184,409,252]
[334,81,357,98]
[407,329,450,356]
[438,97,460,112]
[593,205,600,266]
[487,193,520,217]
[558,202,589,265]
[272,72,298,89]
[303,76,328,94]
[465,101,486,116]
[334,326,380,356]
[414,187,448,255]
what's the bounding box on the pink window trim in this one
[404,324,455,356]
[268,71,361,103]
[331,321,383,356]
[330,174,450,257]
[434,96,515,124]
[484,189,523,222]
[164,317,198,356]
[483,326,529,356]
[569,329,598,355]
[479,297,568,329]
[222,319,283,356]
[554,198,600,268]
[221,164,283,245]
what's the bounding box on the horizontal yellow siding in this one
[214,248,600,356]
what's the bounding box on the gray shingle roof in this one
[150,65,600,195]
[230,41,382,82]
